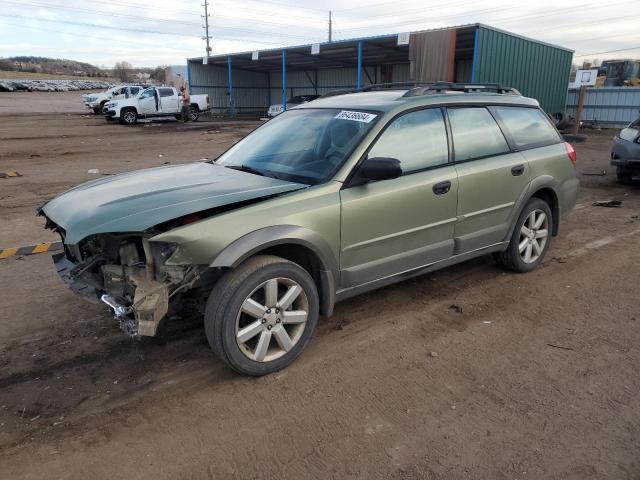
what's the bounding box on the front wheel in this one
[204,255,319,376]
[120,108,138,125]
[495,198,552,273]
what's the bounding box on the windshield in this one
[216,108,379,185]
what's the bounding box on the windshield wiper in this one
[226,164,269,177]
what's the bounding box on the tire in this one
[551,111,570,131]
[93,107,101,114]
[120,108,137,125]
[204,255,319,376]
[616,167,633,185]
[495,198,553,273]
[189,105,199,122]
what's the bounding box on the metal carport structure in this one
[187,24,572,116]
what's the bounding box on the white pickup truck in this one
[82,85,143,114]
[103,86,210,125]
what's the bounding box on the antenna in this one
[328,10,332,42]
[202,0,212,57]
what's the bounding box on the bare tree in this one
[113,61,133,82]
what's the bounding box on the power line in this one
[337,0,633,33]
[24,0,325,25]
[3,0,201,27]
[1,17,292,48]
[0,13,201,37]
[0,13,322,43]
[333,0,401,13]
[0,20,192,50]
[7,0,327,40]
[574,45,640,57]
[520,13,640,35]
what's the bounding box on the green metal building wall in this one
[473,25,573,114]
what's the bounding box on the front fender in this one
[210,225,338,276]
[210,225,338,317]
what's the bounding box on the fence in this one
[566,87,640,128]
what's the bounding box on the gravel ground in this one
[0,92,639,479]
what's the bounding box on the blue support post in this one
[227,55,235,117]
[357,40,363,90]
[282,49,287,112]
[186,61,191,92]
[471,27,479,82]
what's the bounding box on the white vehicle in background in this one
[267,94,321,117]
[83,85,143,114]
[103,86,211,125]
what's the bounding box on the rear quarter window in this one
[448,107,510,162]
[491,106,561,149]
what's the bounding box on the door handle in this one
[432,180,452,195]
[511,164,525,176]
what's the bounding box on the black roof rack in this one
[321,81,521,99]
[321,82,432,98]
[403,82,521,97]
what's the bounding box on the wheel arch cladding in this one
[530,187,560,236]
[209,225,337,317]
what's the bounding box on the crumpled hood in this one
[42,162,305,244]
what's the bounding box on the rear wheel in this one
[495,198,552,273]
[120,108,137,125]
[189,105,199,122]
[204,255,319,376]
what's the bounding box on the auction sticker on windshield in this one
[334,111,377,123]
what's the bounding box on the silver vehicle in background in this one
[267,94,321,117]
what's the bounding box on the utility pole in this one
[328,10,332,42]
[202,0,212,57]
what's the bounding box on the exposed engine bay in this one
[46,220,208,337]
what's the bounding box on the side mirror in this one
[351,157,402,186]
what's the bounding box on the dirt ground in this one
[0,92,639,480]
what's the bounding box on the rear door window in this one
[448,107,510,162]
[367,108,448,173]
[491,106,561,149]
[159,88,174,97]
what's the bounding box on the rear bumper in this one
[611,136,640,168]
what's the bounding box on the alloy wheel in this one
[235,277,309,362]
[519,209,549,264]
[123,111,136,124]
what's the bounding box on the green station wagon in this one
[40,83,579,376]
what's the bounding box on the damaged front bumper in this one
[52,240,196,338]
[99,273,169,337]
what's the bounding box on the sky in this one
[0,0,638,68]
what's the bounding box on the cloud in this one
[0,0,638,66]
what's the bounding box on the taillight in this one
[181,213,200,225]
[564,142,577,167]
[206,95,210,106]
